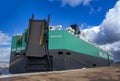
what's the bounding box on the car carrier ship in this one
[9,15,113,74]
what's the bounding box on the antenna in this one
[31,14,34,20]
[47,14,50,26]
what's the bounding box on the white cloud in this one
[83,26,100,41]
[89,6,102,14]
[94,0,120,44]
[97,42,120,62]
[49,0,92,7]
[82,0,91,6]
[83,0,120,62]
[0,31,11,45]
[0,47,10,63]
[0,30,11,63]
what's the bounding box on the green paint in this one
[48,30,113,60]
[11,30,113,60]
[11,30,27,52]
[21,30,27,50]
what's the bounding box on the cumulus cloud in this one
[0,31,11,63]
[0,47,10,63]
[83,26,100,41]
[0,31,11,45]
[95,1,120,44]
[49,0,92,7]
[83,0,120,62]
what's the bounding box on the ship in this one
[9,15,113,74]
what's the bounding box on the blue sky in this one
[0,0,118,35]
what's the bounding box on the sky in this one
[0,0,119,63]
